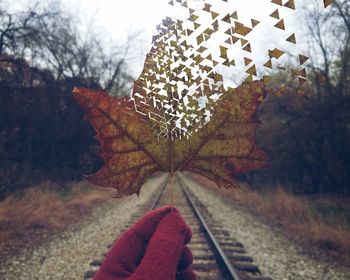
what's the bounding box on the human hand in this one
[93,206,196,280]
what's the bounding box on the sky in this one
[5,0,328,81]
[58,0,297,79]
[61,0,174,76]
[57,0,318,83]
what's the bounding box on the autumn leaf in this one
[71,0,334,196]
[73,80,267,197]
[72,88,166,197]
[173,81,267,189]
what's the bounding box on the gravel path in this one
[0,175,164,280]
[181,174,350,280]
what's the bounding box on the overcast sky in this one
[61,0,174,77]
[57,0,315,81]
[5,0,329,81]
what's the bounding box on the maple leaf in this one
[73,80,267,197]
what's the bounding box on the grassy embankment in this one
[0,181,113,261]
[189,173,350,267]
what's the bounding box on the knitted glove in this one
[93,206,196,280]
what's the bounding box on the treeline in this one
[241,1,350,195]
[0,0,133,199]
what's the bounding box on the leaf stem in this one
[170,139,175,210]
[170,173,174,211]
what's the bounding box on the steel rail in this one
[176,174,242,280]
[150,173,169,210]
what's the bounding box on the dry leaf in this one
[73,80,267,197]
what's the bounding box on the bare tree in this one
[0,0,135,95]
[0,0,138,197]
[249,0,350,195]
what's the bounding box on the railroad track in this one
[84,173,272,280]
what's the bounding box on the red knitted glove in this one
[93,206,196,280]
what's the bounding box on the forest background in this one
[1,0,349,198]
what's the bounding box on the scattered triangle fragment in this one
[275,19,285,30]
[284,0,295,10]
[286,33,296,44]
[299,54,309,65]
[324,0,333,8]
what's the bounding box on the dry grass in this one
[0,181,113,260]
[188,173,350,267]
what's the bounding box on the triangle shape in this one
[275,19,285,30]
[299,54,309,65]
[231,11,238,20]
[284,0,295,10]
[244,57,252,66]
[225,28,232,35]
[243,44,252,53]
[191,14,199,21]
[211,11,219,19]
[264,60,273,69]
[246,65,257,76]
[286,33,296,44]
[270,9,280,19]
[251,19,260,27]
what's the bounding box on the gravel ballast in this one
[182,174,350,280]
[2,173,349,280]
[0,175,164,280]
